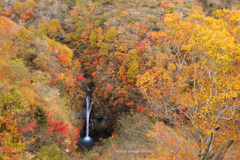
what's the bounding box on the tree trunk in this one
[211,140,234,160]
[201,132,214,160]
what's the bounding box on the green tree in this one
[34,105,47,126]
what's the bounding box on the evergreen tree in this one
[34,105,47,126]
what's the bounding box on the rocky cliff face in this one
[199,0,239,11]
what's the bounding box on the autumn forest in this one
[0,0,240,159]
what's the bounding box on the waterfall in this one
[77,88,95,147]
[85,96,93,139]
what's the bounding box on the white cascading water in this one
[85,96,93,140]
[77,89,94,147]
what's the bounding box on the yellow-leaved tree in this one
[137,9,240,160]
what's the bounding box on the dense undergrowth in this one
[0,0,240,159]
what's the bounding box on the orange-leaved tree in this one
[137,9,240,160]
